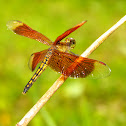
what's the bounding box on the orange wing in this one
[29,49,48,71]
[29,49,111,79]
[7,20,52,45]
[53,21,87,45]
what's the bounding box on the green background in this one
[0,0,126,126]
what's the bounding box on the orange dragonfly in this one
[7,20,111,94]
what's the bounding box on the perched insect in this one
[7,20,111,94]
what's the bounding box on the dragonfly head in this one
[65,38,76,49]
[55,38,76,52]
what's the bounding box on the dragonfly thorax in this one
[56,38,76,52]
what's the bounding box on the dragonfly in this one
[7,20,111,94]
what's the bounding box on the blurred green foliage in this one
[0,0,126,126]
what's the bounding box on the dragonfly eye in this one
[65,38,76,49]
[69,38,76,49]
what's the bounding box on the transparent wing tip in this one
[88,61,111,79]
[6,20,23,31]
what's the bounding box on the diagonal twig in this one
[16,15,126,126]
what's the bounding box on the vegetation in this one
[0,0,126,125]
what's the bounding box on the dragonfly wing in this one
[7,20,52,45]
[28,49,111,79]
[54,21,87,45]
[29,49,48,71]
[49,50,111,79]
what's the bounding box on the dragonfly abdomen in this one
[23,47,53,94]
[22,65,46,94]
